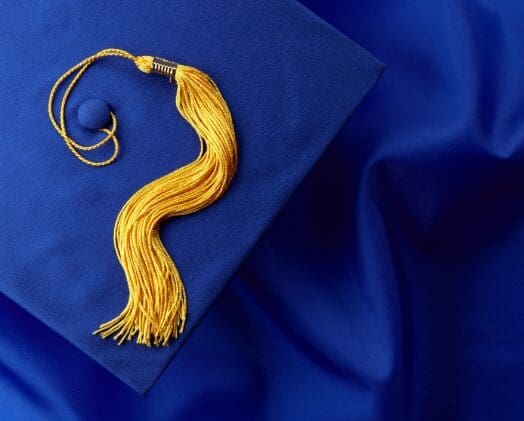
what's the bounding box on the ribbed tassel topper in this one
[48,49,238,346]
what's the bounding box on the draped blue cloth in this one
[1,0,524,419]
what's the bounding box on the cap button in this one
[77,98,110,130]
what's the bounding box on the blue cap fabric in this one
[0,0,383,393]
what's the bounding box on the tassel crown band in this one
[48,48,238,346]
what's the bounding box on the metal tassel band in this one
[151,57,178,79]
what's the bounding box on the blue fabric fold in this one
[0,0,383,393]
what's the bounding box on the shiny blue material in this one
[1,0,524,419]
[77,98,110,130]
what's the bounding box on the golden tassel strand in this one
[48,49,238,346]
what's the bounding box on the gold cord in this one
[48,48,238,346]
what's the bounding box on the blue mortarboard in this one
[0,0,382,393]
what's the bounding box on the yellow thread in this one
[49,49,237,346]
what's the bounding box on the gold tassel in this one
[48,49,238,346]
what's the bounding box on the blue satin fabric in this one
[2,0,524,420]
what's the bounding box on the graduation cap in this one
[0,0,383,393]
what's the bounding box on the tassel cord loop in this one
[48,48,140,166]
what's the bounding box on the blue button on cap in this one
[77,98,110,130]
